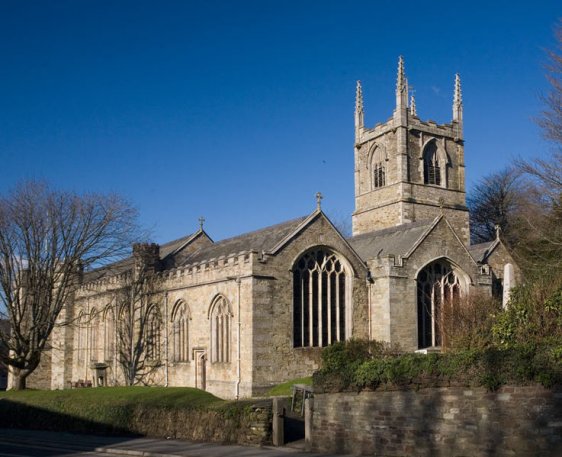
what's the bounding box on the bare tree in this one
[116,243,163,386]
[514,22,562,272]
[467,167,524,245]
[537,20,562,145]
[0,181,138,390]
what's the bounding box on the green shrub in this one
[493,272,562,348]
[315,339,561,393]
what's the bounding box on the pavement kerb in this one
[95,448,180,457]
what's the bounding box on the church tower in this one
[352,57,469,244]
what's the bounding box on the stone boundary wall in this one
[311,385,561,456]
[0,398,272,446]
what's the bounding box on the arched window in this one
[423,141,442,186]
[371,146,386,189]
[89,308,99,362]
[417,259,462,349]
[171,300,190,362]
[373,163,386,188]
[103,305,114,361]
[76,311,86,363]
[209,296,232,363]
[293,248,350,348]
[145,305,161,361]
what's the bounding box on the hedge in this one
[313,340,562,393]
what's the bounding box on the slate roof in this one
[178,215,308,266]
[467,240,498,263]
[347,220,435,261]
[82,215,308,283]
[83,232,202,282]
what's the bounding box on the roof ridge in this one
[348,219,433,241]
[211,215,308,246]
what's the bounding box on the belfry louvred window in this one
[423,141,441,186]
[293,249,348,348]
[371,146,386,189]
[373,163,385,188]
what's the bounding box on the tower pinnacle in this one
[410,94,417,116]
[355,80,364,140]
[453,73,463,121]
[453,73,463,138]
[395,56,408,114]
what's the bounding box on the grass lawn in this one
[0,386,224,410]
[0,386,248,438]
[266,377,312,396]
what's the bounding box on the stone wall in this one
[250,214,369,394]
[0,396,272,446]
[26,349,52,390]
[311,385,562,456]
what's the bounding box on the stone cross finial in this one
[316,192,323,210]
[495,224,501,240]
[199,216,205,231]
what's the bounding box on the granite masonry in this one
[310,385,562,456]
[18,58,518,398]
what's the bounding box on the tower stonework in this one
[352,57,469,243]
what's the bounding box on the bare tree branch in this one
[0,180,139,390]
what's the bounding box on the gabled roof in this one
[160,230,209,260]
[468,239,499,263]
[82,230,208,282]
[178,215,308,266]
[348,220,435,261]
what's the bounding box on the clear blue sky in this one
[0,1,559,243]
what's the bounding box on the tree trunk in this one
[10,369,27,390]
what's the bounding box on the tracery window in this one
[209,295,231,363]
[423,141,442,186]
[293,248,349,348]
[417,260,462,349]
[145,305,161,361]
[171,300,190,362]
[103,305,114,361]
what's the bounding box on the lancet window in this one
[209,295,232,363]
[423,141,442,186]
[293,248,349,348]
[417,259,462,349]
[89,308,99,362]
[77,311,86,363]
[373,163,386,188]
[371,146,386,189]
[145,305,161,361]
[171,300,190,362]
[103,305,114,361]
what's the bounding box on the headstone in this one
[503,263,515,308]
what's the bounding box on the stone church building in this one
[23,58,518,398]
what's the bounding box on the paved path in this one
[0,429,349,457]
